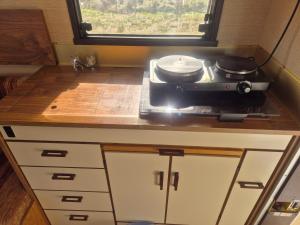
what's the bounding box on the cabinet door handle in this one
[158,171,164,190]
[159,149,184,156]
[52,173,76,180]
[238,181,264,189]
[62,195,83,203]
[173,172,179,191]
[41,150,68,157]
[69,214,88,221]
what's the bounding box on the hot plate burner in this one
[155,55,203,83]
[215,56,258,80]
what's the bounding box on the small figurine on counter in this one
[72,55,97,72]
[85,55,97,71]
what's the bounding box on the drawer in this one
[1,125,292,150]
[219,151,283,225]
[45,210,114,225]
[35,190,112,211]
[8,142,103,168]
[237,151,283,182]
[21,167,108,192]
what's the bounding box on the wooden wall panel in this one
[0,0,73,45]
[0,10,56,65]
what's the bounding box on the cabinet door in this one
[166,155,240,225]
[218,151,283,225]
[105,152,169,223]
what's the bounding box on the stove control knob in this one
[237,81,252,94]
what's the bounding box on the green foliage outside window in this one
[79,0,209,35]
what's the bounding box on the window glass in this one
[79,0,210,35]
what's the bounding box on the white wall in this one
[0,0,273,66]
[259,0,300,77]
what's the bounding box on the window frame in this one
[66,0,224,46]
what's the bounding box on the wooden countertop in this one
[0,66,299,135]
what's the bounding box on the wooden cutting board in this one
[0,9,56,65]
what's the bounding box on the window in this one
[66,0,224,46]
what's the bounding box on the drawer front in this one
[8,142,103,168]
[237,151,283,182]
[22,167,108,192]
[35,190,112,211]
[1,125,292,150]
[45,210,114,225]
[219,151,283,225]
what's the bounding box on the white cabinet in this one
[105,152,169,223]
[105,149,241,224]
[0,123,288,225]
[166,155,240,225]
[218,151,283,225]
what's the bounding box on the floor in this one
[0,150,46,225]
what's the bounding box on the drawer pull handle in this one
[173,172,179,191]
[52,173,76,180]
[41,150,68,157]
[238,181,264,189]
[62,195,83,203]
[3,126,15,138]
[69,214,88,221]
[158,171,164,190]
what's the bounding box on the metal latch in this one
[270,200,300,213]
[79,22,92,37]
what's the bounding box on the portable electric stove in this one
[139,55,279,121]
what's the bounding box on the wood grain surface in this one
[0,9,56,65]
[22,202,48,225]
[103,144,243,157]
[0,66,299,135]
[0,134,51,225]
[0,152,32,225]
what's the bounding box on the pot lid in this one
[156,55,203,83]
